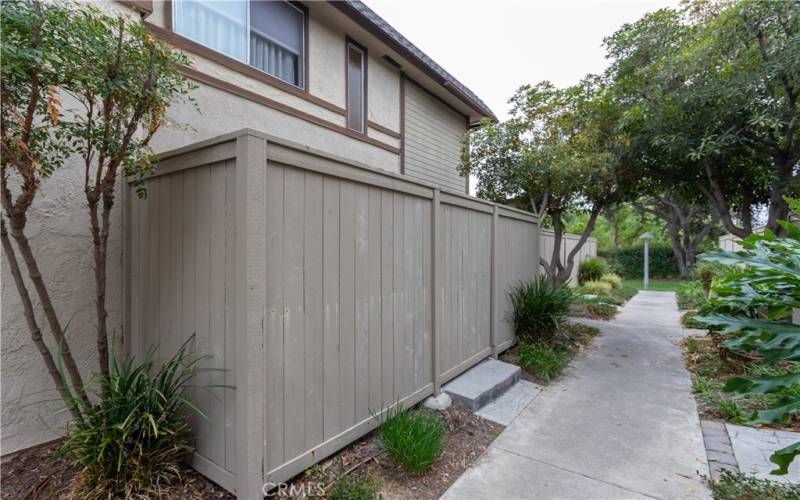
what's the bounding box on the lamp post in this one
[640,232,654,290]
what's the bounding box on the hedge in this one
[599,245,680,279]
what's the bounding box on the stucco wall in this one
[1,164,123,454]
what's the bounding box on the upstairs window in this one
[346,41,365,133]
[173,0,305,88]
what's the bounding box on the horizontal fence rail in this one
[126,129,539,497]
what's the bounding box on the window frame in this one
[345,37,368,135]
[168,0,309,93]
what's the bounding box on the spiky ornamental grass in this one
[379,407,445,474]
[59,336,222,499]
[509,276,572,344]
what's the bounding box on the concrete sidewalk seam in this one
[493,446,662,500]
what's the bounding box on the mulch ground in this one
[284,405,503,499]
[0,440,232,500]
[2,406,500,499]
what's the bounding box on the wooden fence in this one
[124,129,540,497]
[539,229,597,285]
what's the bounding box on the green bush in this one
[329,475,381,500]
[577,280,613,296]
[517,343,569,383]
[712,470,800,500]
[676,281,705,310]
[600,245,680,278]
[578,258,608,284]
[599,273,622,290]
[379,407,444,473]
[509,276,572,344]
[61,337,215,498]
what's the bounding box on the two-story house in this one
[0,0,498,492]
[129,0,495,192]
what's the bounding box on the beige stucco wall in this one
[368,54,401,133]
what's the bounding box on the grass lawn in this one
[621,279,685,292]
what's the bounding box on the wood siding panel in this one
[403,80,467,193]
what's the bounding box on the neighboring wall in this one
[403,78,468,193]
[126,130,539,495]
[539,229,598,286]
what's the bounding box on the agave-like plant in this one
[695,197,800,475]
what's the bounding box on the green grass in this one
[379,407,444,473]
[621,279,686,292]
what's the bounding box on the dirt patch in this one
[0,440,232,500]
[284,405,503,499]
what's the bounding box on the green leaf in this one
[724,372,800,395]
[770,441,800,476]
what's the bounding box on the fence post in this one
[234,133,267,499]
[490,205,498,358]
[432,188,441,394]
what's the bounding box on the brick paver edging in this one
[701,420,739,480]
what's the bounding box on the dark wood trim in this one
[400,72,406,174]
[155,2,338,114]
[345,36,368,136]
[119,0,153,15]
[367,120,400,139]
[464,114,470,195]
[176,64,401,155]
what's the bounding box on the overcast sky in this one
[366,0,680,121]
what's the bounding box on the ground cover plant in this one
[329,475,382,500]
[571,272,638,320]
[711,470,800,500]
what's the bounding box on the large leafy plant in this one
[696,198,800,475]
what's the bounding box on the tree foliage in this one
[463,78,638,284]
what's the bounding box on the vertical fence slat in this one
[432,189,441,394]
[490,205,498,357]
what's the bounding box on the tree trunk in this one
[557,207,601,285]
[1,219,83,421]
[88,195,110,386]
[7,214,88,404]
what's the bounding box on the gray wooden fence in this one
[125,129,539,497]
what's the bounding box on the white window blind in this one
[173,0,305,88]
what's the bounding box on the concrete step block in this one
[443,359,521,411]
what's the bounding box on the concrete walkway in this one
[442,291,711,500]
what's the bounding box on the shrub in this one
[379,407,444,473]
[692,261,725,296]
[600,245,680,278]
[681,311,705,329]
[599,273,622,290]
[577,280,613,296]
[676,281,705,310]
[578,258,608,284]
[61,337,214,498]
[329,475,381,500]
[712,470,800,500]
[585,302,617,320]
[508,276,572,344]
[517,343,569,383]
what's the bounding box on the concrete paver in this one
[442,291,711,499]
